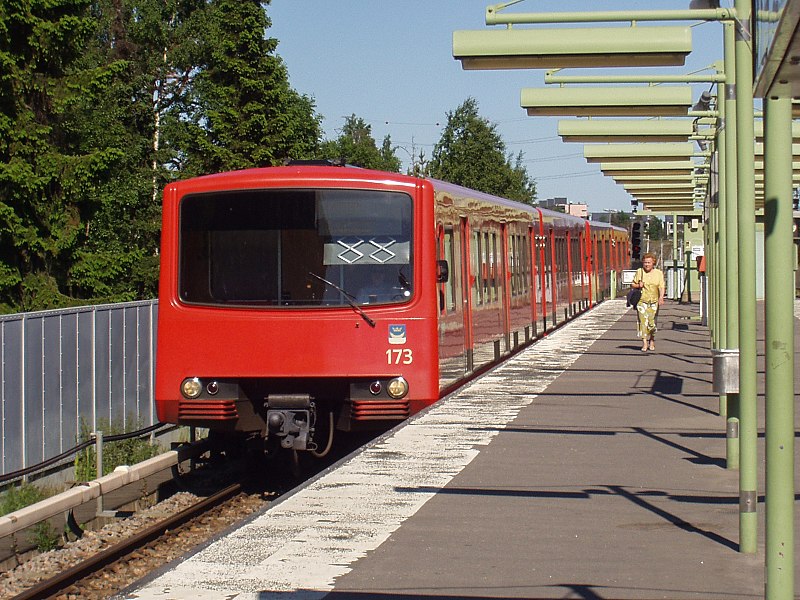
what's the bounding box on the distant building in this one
[567,204,588,218]
[539,197,587,218]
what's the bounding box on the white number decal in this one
[386,349,413,364]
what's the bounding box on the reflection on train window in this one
[471,231,482,306]
[444,228,456,312]
[481,231,494,304]
[179,189,413,307]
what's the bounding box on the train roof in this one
[587,220,628,234]
[167,165,619,232]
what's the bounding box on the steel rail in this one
[11,482,243,600]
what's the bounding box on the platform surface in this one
[124,300,796,600]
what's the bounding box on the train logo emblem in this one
[388,324,406,345]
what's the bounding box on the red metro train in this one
[155,165,628,454]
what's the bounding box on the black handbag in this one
[626,268,643,308]
[626,287,641,308]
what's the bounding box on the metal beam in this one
[453,26,692,69]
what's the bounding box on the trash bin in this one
[712,348,739,394]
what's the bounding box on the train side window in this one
[484,231,492,303]
[509,235,517,298]
[472,230,482,306]
[444,229,457,312]
[522,233,530,294]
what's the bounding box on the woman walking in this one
[631,252,666,351]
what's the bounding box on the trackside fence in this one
[0,300,159,478]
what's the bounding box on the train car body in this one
[155,166,627,452]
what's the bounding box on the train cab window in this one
[178,188,413,307]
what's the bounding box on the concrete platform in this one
[123,300,795,600]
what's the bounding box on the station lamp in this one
[452,26,692,70]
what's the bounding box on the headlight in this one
[181,377,202,399]
[386,377,409,399]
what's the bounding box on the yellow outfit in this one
[632,268,665,339]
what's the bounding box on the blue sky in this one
[267,1,725,213]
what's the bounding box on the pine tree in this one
[165,0,321,176]
[320,114,401,172]
[428,98,536,205]
[0,0,99,311]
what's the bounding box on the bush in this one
[0,482,61,551]
[0,482,47,515]
[74,418,162,481]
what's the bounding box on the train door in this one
[580,224,589,306]
[536,232,548,331]
[565,230,575,315]
[461,217,474,373]
[602,234,609,297]
[585,226,595,308]
[548,229,557,327]
[437,223,468,388]
[501,224,511,352]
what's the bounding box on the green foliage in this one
[320,114,401,172]
[0,0,99,313]
[646,216,665,240]
[428,98,537,205]
[0,0,323,313]
[606,211,632,228]
[0,481,61,551]
[164,0,321,176]
[30,521,60,551]
[74,418,162,482]
[0,481,47,516]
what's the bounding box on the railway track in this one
[2,430,380,599]
[6,481,268,600]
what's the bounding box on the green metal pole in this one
[672,213,679,300]
[715,85,727,419]
[734,0,757,554]
[763,87,794,600]
[723,21,740,467]
[711,201,721,353]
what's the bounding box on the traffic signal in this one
[631,222,642,261]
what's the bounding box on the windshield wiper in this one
[308,272,376,328]
[397,268,411,291]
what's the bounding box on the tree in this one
[164,0,321,177]
[320,115,401,172]
[428,98,536,205]
[0,0,324,313]
[646,216,665,240]
[610,211,632,228]
[0,0,100,312]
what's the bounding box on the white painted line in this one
[125,301,625,599]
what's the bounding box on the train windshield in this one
[179,188,414,307]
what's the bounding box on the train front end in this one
[155,167,438,452]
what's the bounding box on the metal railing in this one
[0,300,159,477]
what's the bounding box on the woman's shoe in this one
[641,344,648,352]
[649,341,656,351]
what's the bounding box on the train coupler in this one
[265,394,314,450]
